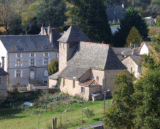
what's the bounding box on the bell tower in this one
[58,25,90,72]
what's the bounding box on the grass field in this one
[0,97,112,129]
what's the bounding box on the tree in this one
[126,26,141,47]
[156,15,160,27]
[113,7,148,47]
[47,59,58,75]
[104,71,135,129]
[0,3,12,34]
[9,14,23,35]
[37,0,67,27]
[132,71,160,129]
[66,0,112,43]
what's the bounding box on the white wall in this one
[140,44,149,55]
[0,40,8,71]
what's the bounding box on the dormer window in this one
[30,53,36,57]
[31,53,34,57]
[17,53,20,58]
[44,53,48,57]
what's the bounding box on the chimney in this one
[122,3,124,8]
[41,24,44,35]
[130,42,133,49]
[48,25,51,36]
[49,32,53,44]
[1,57,4,70]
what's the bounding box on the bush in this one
[84,109,94,118]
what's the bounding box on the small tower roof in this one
[57,25,90,43]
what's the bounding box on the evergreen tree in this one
[132,71,160,129]
[113,7,148,47]
[104,71,135,129]
[126,26,141,47]
[37,0,67,27]
[66,0,112,43]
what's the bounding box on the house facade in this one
[0,68,8,103]
[0,35,58,90]
[53,25,126,100]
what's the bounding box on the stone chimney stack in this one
[48,25,51,36]
[40,24,44,35]
[49,32,53,44]
[2,57,4,70]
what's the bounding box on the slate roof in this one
[58,25,90,43]
[0,68,8,76]
[67,42,126,70]
[106,5,126,20]
[0,35,54,52]
[59,66,89,80]
[43,27,61,49]
[48,72,60,80]
[130,55,140,65]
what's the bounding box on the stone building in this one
[50,25,126,100]
[0,67,8,103]
[0,35,58,90]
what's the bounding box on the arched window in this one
[96,76,99,82]
[44,69,48,77]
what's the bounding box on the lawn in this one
[0,94,112,129]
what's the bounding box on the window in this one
[44,53,48,57]
[44,80,47,84]
[17,53,20,58]
[16,70,21,77]
[73,80,75,88]
[16,59,21,66]
[96,76,99,82]
[44,69,48,77]
[44,58,48,65]
[63,78,65,87]
[30,59,35,66]
[31,53,34,57]
[81,87,85,93]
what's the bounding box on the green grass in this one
[0,99,112,129]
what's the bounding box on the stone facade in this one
[7,51,57,89]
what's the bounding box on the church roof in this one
[0,35,54,52]
[59,66,89,80]
[0,68,8,76]
[57,25,90,43]
[67,42,126,70]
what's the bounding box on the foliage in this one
[132,71,160,129]
[126,26,141,47]
[0,4,12,34]
[104,71,135,129]
[113,7,148,47]
[84,109,94,118]
[37,0,67,27]
[156,15,160,27]
[9,14,23,35]
[66,0,112,43]
[47,59,58,75]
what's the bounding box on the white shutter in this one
[42,58,44,65]
[29,53,31,57]
[15,54,17,58]
[20,54,22,58]
[14,70,16,77]
[21,70,23,77]
[43,53,45,57]
[35,53,36,57]
[29,59,31,66]
[35,60,36,66]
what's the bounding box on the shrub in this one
[84,109,94,118]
